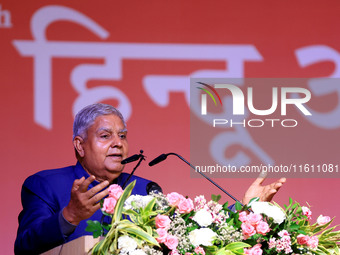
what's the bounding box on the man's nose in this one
[110,134,122,147]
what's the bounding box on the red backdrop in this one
[1,1,340,254]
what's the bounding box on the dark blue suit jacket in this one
[15,162,156,254]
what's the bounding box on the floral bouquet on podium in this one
[86,181,340,255]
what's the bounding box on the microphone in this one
[122,150,145,189]
[149,152,244,206]
[121,153,143,165]
[148,154,167,166]
[146,182,163,194]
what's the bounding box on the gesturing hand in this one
[242,177,286,205]
[62,175,109,225]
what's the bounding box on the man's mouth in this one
[107,153,123,161]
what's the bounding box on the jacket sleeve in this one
[14,175,66,255]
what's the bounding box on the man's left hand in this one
[242,177,286,205]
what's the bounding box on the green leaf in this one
[113,180,136,223]
[85,220,103,238]
[225,242,251,250]
[297,229,307,235]
[289,197,293,205]
[205,245,218,254]
[215,247,229,255]
[248,197,259,206]
[295,206,302,214]
[222,201,229,211]
[123,209,139,217]
[333,245,340,254]
[212,194,222,202]
[143,197,157,212]
[144,225,153,235]
[289,222,299,231]
[316,245,331,254]
[118,224,160,247]
[314,219,335,235]
[235,201,242,211]
[284,197,293,210]
[102,224,111,232]
[224,242,251,255]
[91,238,111,255]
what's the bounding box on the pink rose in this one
[108,184,123,200]
[167,192,185,206]
[164,235,178,250]
[178,198,194,214]
[302,206,312,221]
[155,214,171,229]
[248,213,262,226]
[156,228,168,243]
[244,244,263,255]
[102,197,117,214]
[256,221,270,235]
[239,211,248,223]
[307,236,318,249]
[241,222,256,239]
[297,234,310,245]
[317,215,331,226]
[194,246,205,255]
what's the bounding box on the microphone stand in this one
[100,150,145,231]
[163,152,244,207]
[122,150,145,189]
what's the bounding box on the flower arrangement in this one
[86,181,340,255]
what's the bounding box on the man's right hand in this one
[62,176,109,225]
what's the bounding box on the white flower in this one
[118,235,138,253]
[251,202,286,224]
[130,249,147,255]
[189,228,217,246]
[124,195,154,210]
[192,209,213,227]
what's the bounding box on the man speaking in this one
[15,103,162,254]
[15,103,285,254]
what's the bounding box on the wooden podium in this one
[42,236,100,255]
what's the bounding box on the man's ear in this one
[73,136,85,157]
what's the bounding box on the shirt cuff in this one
[59,209,77,238]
